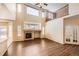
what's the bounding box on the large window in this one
[27,7,39,16]
[0,26,8,40]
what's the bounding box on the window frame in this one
[27,6,39,16]
[0,26,8,40]
[48,12,53,19]
[42,11,46,18]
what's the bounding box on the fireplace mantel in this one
[23,29,41,40]
[23,29,41,32]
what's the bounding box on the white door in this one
[77,25,79,44]
[72,25,77,44]
[65,25,74,44]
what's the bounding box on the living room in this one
[0,3,79,56]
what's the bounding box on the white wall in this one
[0,4,16,20]
[69,3,79,15]
[7,22,13,47]
[4,3,16,20]
[45,18,64,44]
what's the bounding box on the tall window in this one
[27,7,39,16]
[48,12,53,19]
[42,11,46,18]
[0,26,8,40]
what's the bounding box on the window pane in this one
[0,26,8,39]
[48,12,53,19]
[42,12,45,17]
[27,7,39,16]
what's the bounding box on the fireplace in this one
[25,32,32,39]
[24,31,34,40]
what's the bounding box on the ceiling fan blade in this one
[35,3,40,5]
[44,3,48,6]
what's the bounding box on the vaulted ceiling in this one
[32,3,67,12]
[47,3,67,12]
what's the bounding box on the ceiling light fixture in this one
[35,3,48,9]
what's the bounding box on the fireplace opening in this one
[25,32,32,39]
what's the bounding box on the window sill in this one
[0,39,7,43]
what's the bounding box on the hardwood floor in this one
[4,39,79,56]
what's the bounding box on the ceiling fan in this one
[35,3,48,9]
